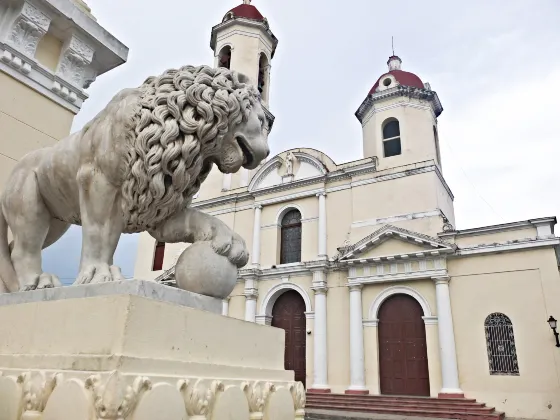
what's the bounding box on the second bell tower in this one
[210,0,278,109]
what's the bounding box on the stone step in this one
[306,399,493,413]
[306,408,456,420]
[307,394,477,405]
[305,403,505,420]
[307,395,485,409]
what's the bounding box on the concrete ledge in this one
[0,279,222,314]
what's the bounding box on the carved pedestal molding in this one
[19,371,62,420]
[242,381,275,420]
[1,1,51,74]
[85,372,152,419]
[244,276,259,322]
[0,370,304,419]
[53,34,95,101]
[290,382,306,420]
[309,269,330,392]
[177,379,224,420]
[432,276,464,398]
[347,284,368,394]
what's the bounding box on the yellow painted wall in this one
[35,32,63,72]
[448,248,560,420]
[0,72,74,189]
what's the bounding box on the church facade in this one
[133,2,560,419]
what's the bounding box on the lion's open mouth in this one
[236,136,254,168]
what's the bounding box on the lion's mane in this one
[121,65,260,231]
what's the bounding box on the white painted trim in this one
[439,217,557,238]
[276,203,305,225]
[455,237,560,256]
[369,285,433,320]
[248,156,282,191]
[423,316,438,325]
[361,100,436,126]
[363,319,379,327]
[259,282,313,317]
[0,57,81,113]
[352,210,442,229]
[292,152,327,175]
[350,269,448,285]
[257,188,325,206]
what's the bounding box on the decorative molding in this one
[369,285,433,320]
[19,371,62,414]
[423,316,439,325]
[241,381,275,417]
[292,152,327,176]
[177,379,224,418]
[361,100,437,126]
[6,1,51,58]
[338,224,456,262]
[85,371,152,419]
[248,157,282,191]
[454,237,560,257]
[439,216,557,239]
[290,382,306,420]
[56,34,95,89]
[363,319,378,327]
[275,203,305,224]
[352,209,443,229]
[349,268,448,285]
[260,282,313,317]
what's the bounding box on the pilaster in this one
[347,283,368,394]
[244,276,258,323]
[432,275,463,398]
[251,205,262,267]
[317,192,327,260]
[309,268,330,393]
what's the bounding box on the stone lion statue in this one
[0,65,270,292]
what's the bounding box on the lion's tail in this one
[0,209,17,293]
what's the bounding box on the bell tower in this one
[210,0,278,109]
[355,56,444,172]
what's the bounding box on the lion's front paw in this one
[20,273,62,291]
[74,264,124,285]
[211,231,249,268]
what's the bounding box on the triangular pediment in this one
[338,225,455,262]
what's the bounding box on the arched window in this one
[382,119,401,157]
[152,241,165,271]
[218,46,232,70]
[280,210,302,264]
[433,126,441,166]
[485,313,519,375]
[258,53,269,102]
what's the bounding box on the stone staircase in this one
[305,393,505,420]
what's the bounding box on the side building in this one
[134,2,560,419]
[0,0,128,187]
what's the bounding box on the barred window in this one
[485,313,519,375]
[280,210,302,264]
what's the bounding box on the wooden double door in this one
[378,294,430,396]
[271,291,307,387]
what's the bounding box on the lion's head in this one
[122,65,270,231]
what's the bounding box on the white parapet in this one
[0,281,305,420]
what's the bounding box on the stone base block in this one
[0,281,306,419]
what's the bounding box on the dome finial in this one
[243,0,251,4]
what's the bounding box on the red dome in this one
[369,69,424,94]
[227,4,264,21]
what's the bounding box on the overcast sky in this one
[43,0,560,283]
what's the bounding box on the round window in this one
[383,78,392,87]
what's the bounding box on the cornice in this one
[355,85,443,124]
[453,237,560,257]
[210,17,278,57]
[439,217,557,239]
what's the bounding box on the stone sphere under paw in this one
[175,241,238,299]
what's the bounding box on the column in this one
[347,284,368,394]
[240,168,250,187]
[433,276,463,398]
[317,192,327,259]
[244,276,258,323]
[251,205,262,267]
[309,270,330,392]
[222,173,232,191]
[222,297,230,316]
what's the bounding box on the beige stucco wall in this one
[0,71,74,189]
[35,31,63,72]
[362,97,439,171]
[448,248,560,420]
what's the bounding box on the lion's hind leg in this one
[4,172,63,291]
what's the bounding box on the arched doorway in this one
[378,294,430,396]
[271,290,306,387]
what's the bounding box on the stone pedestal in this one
[0,281,305,420]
